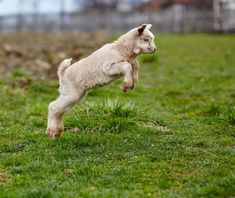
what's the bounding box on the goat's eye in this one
[144,38,149,42]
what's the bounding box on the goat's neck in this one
[115,38,137,62]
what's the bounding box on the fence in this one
[0,5,234,33]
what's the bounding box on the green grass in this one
[0,34,235,198]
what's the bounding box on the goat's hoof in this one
[122,83,131,92]
[130,83,136,90]
[122,87,128,93]
[47,129,62,138]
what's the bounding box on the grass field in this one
[0,34,235,198]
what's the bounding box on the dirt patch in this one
[0,32,110,79]
[0,172,12,185]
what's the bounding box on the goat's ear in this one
[146,24,152,30]
[137,24,147,35]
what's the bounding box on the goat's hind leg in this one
[47,94,78,138]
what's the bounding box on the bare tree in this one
[73,0,92,11]
[0,0,3,32]
[16,0,24,32]
[195,0,213,9]
[73,0,118,12]
[60,0,65,31]
[32,0,39,31]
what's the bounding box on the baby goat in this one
[47,24,157,138]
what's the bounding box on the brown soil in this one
[0,32,110,79]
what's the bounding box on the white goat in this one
[47,24,157,138]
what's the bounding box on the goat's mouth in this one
[148,48,157,53]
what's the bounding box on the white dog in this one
[47,24,157,138]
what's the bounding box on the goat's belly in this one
[93,73,115,88]
[78,71,110,90]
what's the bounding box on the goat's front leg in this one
[103,62,133,92]
[130,59,139,89]
[121,63,133,92]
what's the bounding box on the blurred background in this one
[0,0,235,79]
[0,0,235,33]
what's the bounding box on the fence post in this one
[173,4,184,33]
[213,0,223,32]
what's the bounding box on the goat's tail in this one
[57,58,72,78]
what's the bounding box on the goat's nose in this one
[153,48,157,53]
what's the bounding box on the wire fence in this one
[0,6,234,33]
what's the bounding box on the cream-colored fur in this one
[47,24,156,138]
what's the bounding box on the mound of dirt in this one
[0,32,110,79]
